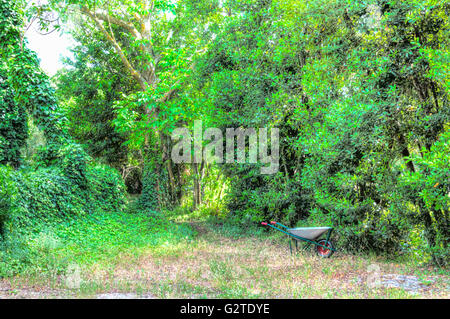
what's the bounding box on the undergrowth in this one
[0,209,194,278]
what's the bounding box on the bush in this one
[1,141,127,225]
[398,130,450,266]
[58,143,90,189]
[0,166,17,237]
[0,67,28,168]
[0,145,127,277]
[5,165,126,232]
[226,165,313,225]
[87,164,127,212]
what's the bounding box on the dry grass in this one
[1,221,448,299]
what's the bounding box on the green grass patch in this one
[0,210,195,278]
[51,211,194,265]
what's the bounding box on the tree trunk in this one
[192,162,202,209]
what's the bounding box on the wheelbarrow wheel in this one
[315,239,334,258]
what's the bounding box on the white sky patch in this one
[25,26,75,76]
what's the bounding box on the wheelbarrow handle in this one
[262,221,289,229]
[270,221,289,230]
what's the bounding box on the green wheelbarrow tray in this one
[261,221,337,258]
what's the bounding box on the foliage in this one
[226,167,313,225]
[87,164,127,212]
[0,65,28,168]
[2,161,125,229]
[138,164,161,211]
[0,166,17,237]
[193,0,449,264]
[0,208,193,277]
[399,129,450,265]
[1,0,448,271]
[0,0,128,277]
[0,161,126,277]
[53,25,135,172]
[0,0,66,170]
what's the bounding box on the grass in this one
[0,207,448,299]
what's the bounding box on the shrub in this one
[0,146,127,277]
[226,165,313,225]
[0,166,17,237]
[58,143,90,189]
[0,66,28,168]
[87,164,127,212]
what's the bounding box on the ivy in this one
[0,0,67,151]
[0,0,128,272]
[0,64,28,168]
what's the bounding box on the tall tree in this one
[46,0,224,209]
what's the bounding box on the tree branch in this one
[81,6,148,90]
[87,7,157,85]
[90,9,141,39]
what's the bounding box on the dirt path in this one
[1,222,448,298]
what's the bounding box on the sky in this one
[25,24,75,76]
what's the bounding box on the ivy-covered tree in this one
[0,65,28,168]
[53,23,141,191]
[0,0,127,248]
[0,0,67,155]
[43,0,225,210]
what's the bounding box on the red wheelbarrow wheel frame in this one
[315,239,334,258]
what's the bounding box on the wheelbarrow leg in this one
[289,239,298,255]
[303,242,311,251]
[325,228,333,243]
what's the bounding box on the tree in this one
[0,0,67,162]
[193,0,449,264]
[53,23,141,192]
[46,0,224,209]
[0,65,28,168]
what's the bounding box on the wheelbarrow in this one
[261,221,336,258]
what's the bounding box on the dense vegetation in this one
[0,0,448,283]
[0,0,129,275]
